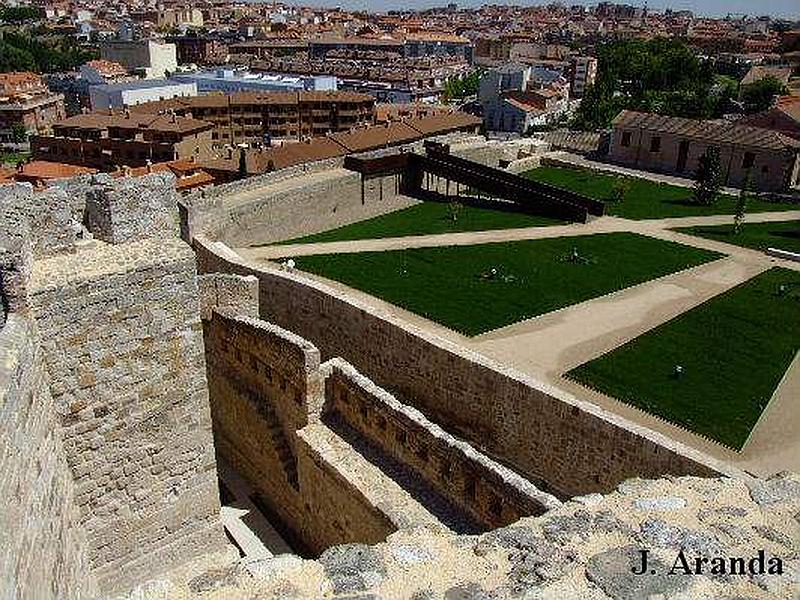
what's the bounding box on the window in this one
[742,152,755,169]
[621,131,632,147]
[650,136,661,153]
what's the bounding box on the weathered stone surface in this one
[0,315,96,599]
[585,544,689,600]
[444,582,493,600]
[319,544,386,594]
[634,495,688,511]
[27,237,228,594]
[85,172,179,244]
[187,565,243,593]
[0,183,75,258]
[747,474,800,506]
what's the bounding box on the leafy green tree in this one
[740,76,787,114]
[0,5,42,23]
[443,70,482,102]
[571,38,718,130]
[734,173,753,234]
[608,177,631,203]
[10,123,28,144]
[0,30,97,73]
[693,147,723,206]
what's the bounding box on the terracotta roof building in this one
[130,91,376,146]
[30,112,215,171]
[0,72,66,142]
[739,95,800,141]
[608,110,800,192]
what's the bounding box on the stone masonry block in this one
[0,233,33,324]
[197,273,259,321]
[85,172,179,244]
[0,182,76,258]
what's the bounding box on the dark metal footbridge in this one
[344,142,604,223]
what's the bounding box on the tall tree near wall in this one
[693,147,723,206]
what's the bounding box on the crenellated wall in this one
[194,238,726,502]
[322,358,561,527]
[200,304,558,556]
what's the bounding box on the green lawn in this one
[523,166,798,220]
[568,268,800,450]
[288,232,721,336]
[0,151,30,167]
[677,220,800,254]
[269,202,563,246]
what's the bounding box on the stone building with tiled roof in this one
[608,110,800,192]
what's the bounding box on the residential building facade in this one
[608,110,800,192]
[0,72,66,142]
[130,91,376,146]
[30,112,214,170]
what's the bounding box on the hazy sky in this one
[280,0,800,19]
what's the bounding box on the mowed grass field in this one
[523,166,798,220]
[288,232,721,336]
[677,220,800,254]
[269,202,563,246]
[568,268,800,450]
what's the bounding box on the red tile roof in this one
[613,110,800,151]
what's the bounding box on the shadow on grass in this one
[773,229,800,240]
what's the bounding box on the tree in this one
[693,147,723,206]
[571,38,717,130]
[740,76,787,114]
[443,70,482,102]
[608,177,631,203]
[238,148,247,176]
[447,201,463,222]
[10,123,28,144]
[734,173,753,234]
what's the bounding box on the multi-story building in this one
[130,91,376,146]
[100,40,179,79]
[0,72,66,142]
[157,8,204,29]
[167,35,231,65]
[228,39,309,61]
[89,79,198,111]
[569,56,598,98]
[30,112,214,170]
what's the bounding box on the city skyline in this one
[277,0,800,19]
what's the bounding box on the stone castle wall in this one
[0,183,75,259]
[0,315,96,600]
[189,168,417,248]
[323,358,560,528]
[85,172,180,244]
[200,304,557,555]
[181,135,542,248]
[194,238,725,501]
[25,235,227,593]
